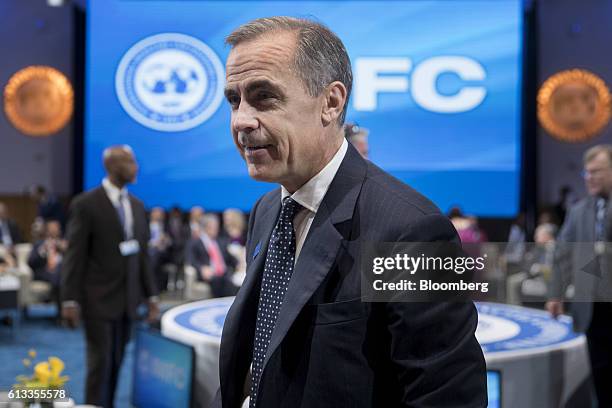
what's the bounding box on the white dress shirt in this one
[281,138,348,262]
[102,178,134,238]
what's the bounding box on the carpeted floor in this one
[0,304,137,407]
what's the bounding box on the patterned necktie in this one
[250,197,303,407]
[595,197,607,241]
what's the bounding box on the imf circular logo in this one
[115,33,224,132]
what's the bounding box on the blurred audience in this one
[167,206,187,267]
[448,206,487,244]
[27,219,67,310]
[30,184,65,225]
[222,208,246,245]
[504,213,526,266]
[506,222,557,305]
[149,207,172,291]
[0,202,23,257]
[189,206,204,238]
[185,213,238,298]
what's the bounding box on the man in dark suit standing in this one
[214,17,486,408]
[547,144,612,407]
[61,145,159,408]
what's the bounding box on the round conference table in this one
[162,299,591,408]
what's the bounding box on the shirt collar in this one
[102,178,128,204]
[281,138,348,213]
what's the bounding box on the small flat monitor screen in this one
[85,0,523,216]
[132,329,194,408]
[487,370,502,408]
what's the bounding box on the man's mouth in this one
[245,144,273,152]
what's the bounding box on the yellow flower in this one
[28,349,36,359]
[22,359,31,367]
[49,357,64,378]
[48,357,69,386]
[34,362,51,387]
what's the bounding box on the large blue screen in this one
[85,0,523,216]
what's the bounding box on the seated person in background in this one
[167,206,187,267]
[27,219,67,308]
[523,223,557,279]
[185,213,238,298]
[504,213,526,264]
[222,208,246,245]
[448,206,487,244]
[149,207,172,291]
[222,208,247,277]
[0,202,23,253]
[506,223,557,305]
[188,206,204,238]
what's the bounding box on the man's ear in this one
[321,81,347,126]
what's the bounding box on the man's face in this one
[224,33,331,191]
[151,208,164,222]
[584,152,612,197]
[204,220,219,238]
[107,148,138,185]
[46,221,61,239]
[190,207,203,222]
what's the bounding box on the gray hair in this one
[584,144,612,165]
[201,213,219,228]
[226,16,352,125]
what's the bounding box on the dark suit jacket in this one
[28,240,63,284]
[185,235,237,280]
[61,186,157,320]
[214,145,487,408]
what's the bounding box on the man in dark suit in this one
[61,145,159,408]
[185,214,238,298]
[547,144,612,407]
[214,17,486,408]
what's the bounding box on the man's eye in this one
[257,91,275,101]
[227,96,240,109]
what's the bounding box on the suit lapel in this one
[262,144,367,369]
[95,187,125,240]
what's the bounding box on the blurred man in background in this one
[547,144,612,407]
[149,206,172,291]
[28,219,67,313]
[61,145,159,408]
[189,206,204,238]
[185,213,237,297]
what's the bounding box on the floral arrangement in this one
[10,350,70,407]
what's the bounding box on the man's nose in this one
[232,103,259,134]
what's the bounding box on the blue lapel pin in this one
[253,242,261,260]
